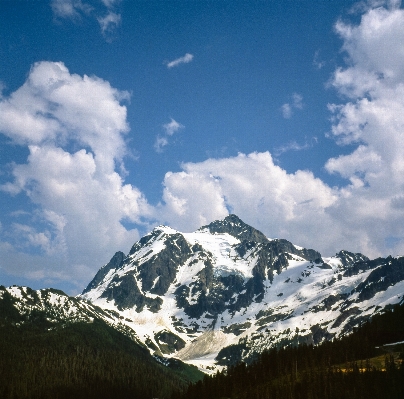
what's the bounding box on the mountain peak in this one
[153,225,179,235]
[223,213,244,223]
[78,215,404,371]
[199,214,269,244]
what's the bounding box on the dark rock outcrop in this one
[83,251,125,294]
[200,214,269,244]
[356,256,404,301]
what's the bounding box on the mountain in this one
[81,215,404,370]
[174,303,404,399]
[0,285,203,399]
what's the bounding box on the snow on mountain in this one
[80,215,404,371]
[0,285,141,343]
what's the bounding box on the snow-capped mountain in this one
[0,285,141,342]
[81,215,404,370]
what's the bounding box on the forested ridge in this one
[173,303,404,399]
[2,283,404,399]
[0,287,202,399]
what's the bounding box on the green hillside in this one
[0,287,203,399]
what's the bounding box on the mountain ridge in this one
[80,214,404,370]
[0,285,203,399]
[1,214,402,373]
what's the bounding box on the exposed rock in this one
[310,324,334,345]
[83,251,125,294]
[356,257,404,301]
[222,322,252,336]
[138,233,193,295]
[200,214,270,244]
[331,307,362,329]
[101,272,163,312]
[215,342,248,366]
[80,215,404,370]
[155,330,186,354]
[337,250,369,270]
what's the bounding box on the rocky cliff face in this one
[80,215,404,370]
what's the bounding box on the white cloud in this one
[349,0,401,14]
[0,61,130,167]
[98,11,121,41]
[318,4,404,256]
[313,50,326,69]
[4,2,404,292]
[51,0,92,20]
[325,145,383,181]
[154,136,169,153]
[158,152,339,252]
[163,118,184,136]
[0,61,152,290]
[51,0,122,40]
[292,93,303,109]
[281,103,292,119]
[98,0,122,40]
[274,138,314,156]
[154,118,184,153]
[101,0,121,7]
[166,53,194,69]
[157,3,404,259]
[281,93,303,118]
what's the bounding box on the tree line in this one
[0,287,201,399]
[172,303,404,399]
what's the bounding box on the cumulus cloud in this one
[281,93,303,118]
[349,0,401,14]
[157,2,404,258]
[0,61,152,290]
[321,2,404,255]
[157,152,340,252]
[3,1,404,292]
[154,118,184,153]
[166,53,194,69]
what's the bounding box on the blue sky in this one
[1,0,404,294]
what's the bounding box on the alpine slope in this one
[80,215,404,370]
